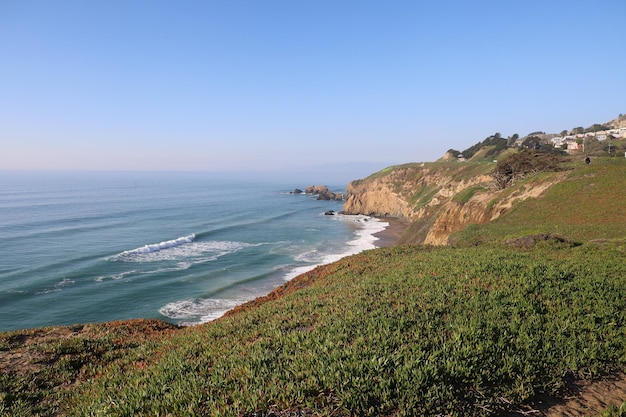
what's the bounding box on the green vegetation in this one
[387,161,493,207]
[4,243,625,416]
[449,132,509,161]
[409,184,439,210]
[582,137,626,157]
[463,133,508,160]
[453,157,626,246]
[452,185,484,204]
[585,124,611,133]
[0,320,177,417]
[491,150,568,190]
[599,401,626,417]
[2,158,626,417]
[361,164,408,181]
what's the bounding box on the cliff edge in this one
[343,155,568,245]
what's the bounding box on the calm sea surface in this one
[0,171,386,331]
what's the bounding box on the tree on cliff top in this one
[446,149,461,158]
[491,150,567,190]
[461,133,508,160]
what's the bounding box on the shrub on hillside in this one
[492,151,567,190]
[462,133,508,160]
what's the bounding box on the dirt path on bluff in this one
[544,374,626,416]
[0,319,179,376]
[506,373,626,416]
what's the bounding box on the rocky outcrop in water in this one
[305,185,343,201]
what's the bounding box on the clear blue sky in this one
[1,0,625,181]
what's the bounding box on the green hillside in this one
[452,157,626,246]
[2,158,626,417]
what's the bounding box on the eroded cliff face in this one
[342,180,410,218]
[422,200,491,245]
[342,162,563,245]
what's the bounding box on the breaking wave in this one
[121,234,196,256]
[283,214,388,281]
[159,297,245,325]
[109,235,257,264]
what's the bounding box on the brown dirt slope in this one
[505,374,626,416]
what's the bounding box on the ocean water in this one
[0,171,386,332]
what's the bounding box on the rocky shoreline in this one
[295,184,409,247]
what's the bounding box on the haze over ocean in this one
[0,171,386,331]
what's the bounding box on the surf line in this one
[122,234,196,256]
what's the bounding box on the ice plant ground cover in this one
[2,242,626,416]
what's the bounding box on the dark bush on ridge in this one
[492,151,568,190]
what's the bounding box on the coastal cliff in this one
[342,112,626,246]
[343,159,565,245]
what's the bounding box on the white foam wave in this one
[159,297,245,325]
[282,264,319,281]
[111,239,253,263]
[143,262,194,275]
[95,263,195,282]
[121,234,196,256]
[281,215,389,281]
[56,278,75,288]
[35,278,76,294]
[159,217,390,325]
[343,215,389,252]
[95,270,137,282]
[294,249,324,263]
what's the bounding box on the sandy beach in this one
[374,217,410,247]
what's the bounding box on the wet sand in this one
[374,217,410,247]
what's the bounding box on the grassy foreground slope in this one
[1,158,626,417]
[52,246,626,416]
